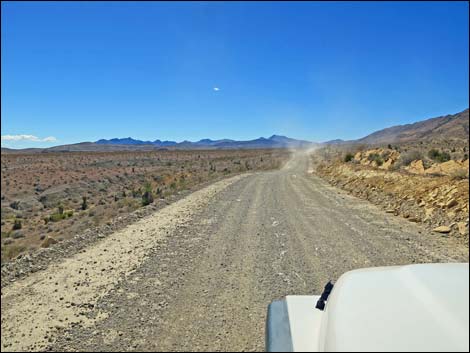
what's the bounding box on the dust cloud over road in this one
[2,152,468,352]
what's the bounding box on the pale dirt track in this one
[1,153,468,352]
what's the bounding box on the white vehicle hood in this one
[318,263,469,352]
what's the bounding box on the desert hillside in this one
[314,108,469,243]
[356,108,469,144]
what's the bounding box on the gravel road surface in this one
[2,152,468,352]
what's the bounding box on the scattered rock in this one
[406,160,425,175]
[445,199,458,208]
[425,160,468,176]
[432,226,451,234]
[424,208,435,219]
[11,231,25,239]
[41,237,58,248]
[457,222,468,236]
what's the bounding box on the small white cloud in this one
[213,87,220,91]
[1,134,57,142]
[42,136,58,142]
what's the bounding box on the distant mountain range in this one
[94,135,315,149]
[2,109,468,153]
[1,135,316,153]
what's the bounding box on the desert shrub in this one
[428,149,451,163]
[381,150,392,160]
[367,153,384,166]
[142,191,153,206]
[422,159,433,169]
[81,196,88,210]
[450,169,468,180]
[1,244,27,261]
[153,175,164,182]
[12,219,22,230]
[9,201,20,210]
[141,182,154,206]
[396,150,423,167]
[48,209,73,222]
[132,188,141,198]
[344,153,354,163]
[49,213,64,222]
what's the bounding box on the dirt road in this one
[2,152,468,351]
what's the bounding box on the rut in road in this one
[2,153,468,352]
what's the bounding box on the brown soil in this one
[1,149,291,262]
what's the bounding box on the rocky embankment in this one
[315,149,469,244]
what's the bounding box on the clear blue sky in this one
[2,1,469,148]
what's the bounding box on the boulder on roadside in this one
[406,160,425,174]
[379,150,400,170]
[380,158,393,170]
[424,160,467,176]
